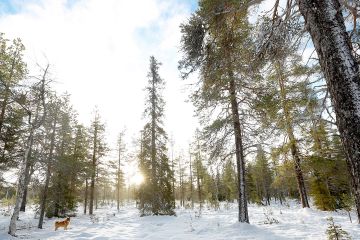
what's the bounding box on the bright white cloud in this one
[0,0,198,164]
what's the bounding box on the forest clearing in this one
[1,201,360,240]
[0,0,360,239]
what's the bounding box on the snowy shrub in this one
[0,208,11,216]
[224,201,231,211]
[90,215,99,223]
[263,208,279,224]
[106,212,116,221]
[326,217,351,240]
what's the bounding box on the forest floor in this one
[0,200,359,239]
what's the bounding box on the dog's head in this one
[66,217,71,222]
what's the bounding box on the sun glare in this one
[131,173,144,185]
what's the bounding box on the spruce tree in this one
[251,146,272,205]
[88,109,107,215]
[138,56,175,216]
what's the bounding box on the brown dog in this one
[54,217,70,231]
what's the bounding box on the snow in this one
[0,200,360,239]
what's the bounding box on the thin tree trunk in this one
[8,130,34,236]
[179,159,184,207]
[189,149,194,209]
[229,77,249,223]
[196,163,202,212]
[117,143,121,211]
[89,122,98,215]
[38,165,50,229]
[297,0,360,222]
[84,178,88,214]
[277,67,310,208]
[38,111,58,229]
[20,158,33,212]
[150,78,158,213]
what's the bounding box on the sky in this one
[0,0,201,179]
[0,0,285,183]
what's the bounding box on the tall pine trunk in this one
[229,77,249,223]
[298,0,360,221]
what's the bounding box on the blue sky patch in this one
[0,0,18,14]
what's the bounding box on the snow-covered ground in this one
[0,201,359,239]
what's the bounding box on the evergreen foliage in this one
[326,217,351,240]
[137,56,175,216]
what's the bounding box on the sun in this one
[130,173,144,185]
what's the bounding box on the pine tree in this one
[8,64,48,236]
[179,0,260,223]
[0,34,27,169]
[138,56,175,216]
[326,217,352,240]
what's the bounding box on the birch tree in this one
[9,64,49,236]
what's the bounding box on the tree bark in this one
[20,158,33,212]
[298,0,360,221]
[229,77,249,223]
[189,149,194,209]
[8,130,34,236]
[117,141,121,211]
[150,76,158,213]
[38,111,57,229]
[89,122,98,215]
[84,178,88,214]
[196,162,202,212]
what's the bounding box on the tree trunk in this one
[38,112,57,229]
[8,130,34,236]
[89,123,97,215]
[297,0,360,220]
[117,144,121,211]
[150,79,158,213]
[277,68,310,208]
[38,165,50,229]
[196,164,202,213]
[229,77,249,223]
[84,178,88,214]
[189,150,194,209]
[20,159,33,212]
